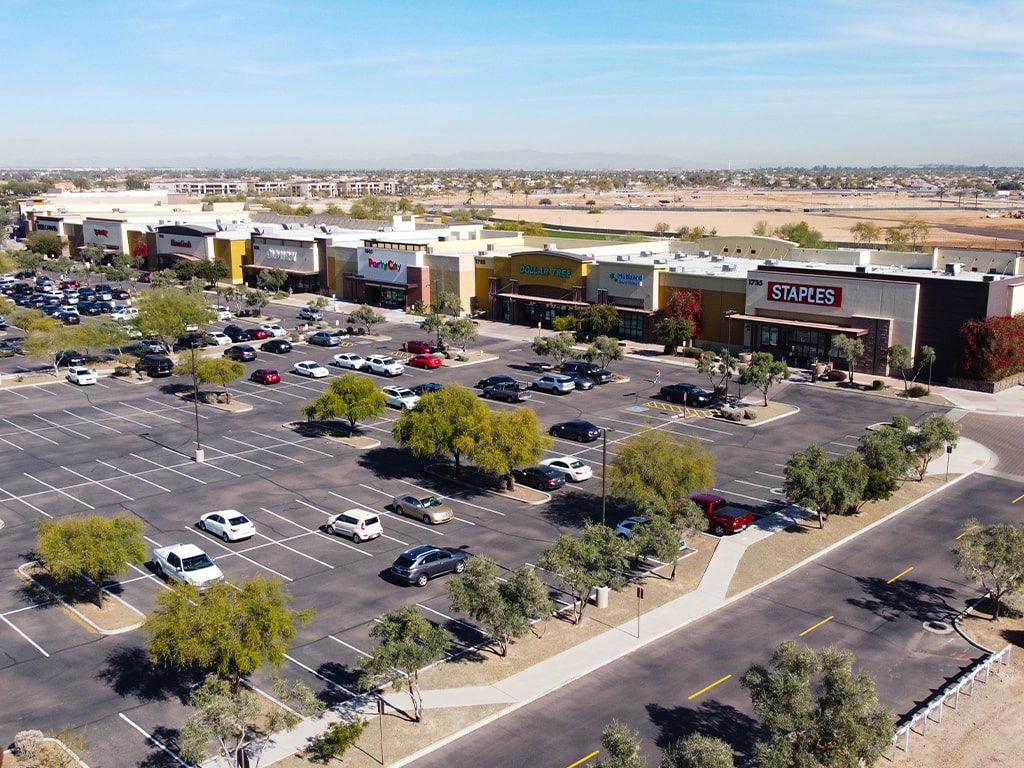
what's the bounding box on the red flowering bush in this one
[959,314,1024,380]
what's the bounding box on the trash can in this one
[593,585,610,609]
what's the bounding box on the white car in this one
[532,373,576,394]
[325,508,383,543]
[540,456,593,482]
[382,385,420,410]
[293,360,329,378]
[332,352,368,370]
[151,543,224,590]
[260,323,287,338]
[66,366,98,386]
[206,331,232,346]
[197,510,256,542]
[110,306,139,321]
[366,354,404,377]
[214,306,232,321]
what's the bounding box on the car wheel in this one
[575,434,584,442]
[454,560,465,574]
[326,524,336,535]
[352,532,361,543]
[415,573,429,587]
[483,390,491,399]
[564,473,572,481]
[422,514,431,525]
[712,523,726,536]
[221,531,230,542]
[395,505,405,516]
[198,520,207,531]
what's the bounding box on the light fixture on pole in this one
[724,310,737,352]
[601,427,613,526]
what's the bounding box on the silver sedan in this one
[391,493,454,525]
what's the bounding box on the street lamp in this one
[724,310,737,353]
[190,346,204,463]
[601,427,613,525]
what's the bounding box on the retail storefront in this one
[343,241,430,309]
[246,233,327,293]
[486,248,593,328]
[153,224,215,270]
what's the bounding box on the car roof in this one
[159,542,206,557]
[402,545,441,557]
[340,507,378,519]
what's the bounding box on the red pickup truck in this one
[690,494,753,536]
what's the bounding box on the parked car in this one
[205,331,232,346]
[660,383,715,407]
[566,373,595,390]
[325,508,383,542]
[408,353,443,369]
[410,382,442,396]
[549,419,602,442]
[298,307,323,321]
[391,545,468,586]
[110,306,139,322]
[137,338,169,355]
[482,380,531,402]
[476,374,515,389]
[690,493,753,536]
[512,465,566,490]
[366,354,404,376]
[138,271,152,283]
[292,360,329,378]
[260,338,293,354]
[308,330,343,347]
[197,510,255,542]
[560,360,613,384]
[151,543,223,590]
[56,309,81,325]
[175,332,207,350]
[615,516,687,549]
[110,288,132,301]
[259,323,287,338]
[224,344,257,362]
[539,456,593,482]
[391,493,454,525]
[55,350,85,367]
[247,328,271,340]
[404,340,440,355]
[66,366,98,386]
[532,373,576,394]
[223,325,250,342]
[332,352,367,370]
[213,306,232,321]
[382,385,420,410]
[250,367,281,385]
[135,355,174,377]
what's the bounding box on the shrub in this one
[743,409,757,420]
[871,380,886,391]
[588,207,601,214]
[959,314,1024,380]
[306,718,367,764]
[680,347,705,359]
[904,385,928,398]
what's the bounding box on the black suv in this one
[135,355,174,377]
[560,360,613,384]
[549,419,603,442]
[660,383,715,407]
[512,465,566,490]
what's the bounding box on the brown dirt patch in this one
[19,562,145,633]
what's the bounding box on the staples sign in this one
[767,281,842,307]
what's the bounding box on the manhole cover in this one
[923,619,953,634]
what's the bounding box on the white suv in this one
[382,385,420,410]
[325,509,383,543]
[366,354,404,377]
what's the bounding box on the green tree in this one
[536,522,629,625]
[24,230,64,257]
[14,248,47,274]
[902,216,930,250]
[437,316,478,352]
[301,374,387,434]
[886,344,913,392]
[625,513,686,576]
[953,520,1024,620]
[830,335,865,383]
[175,354,245,404]
[349,195,394,220]
[551,315,577,332]
[885,226,909,251]
[305,717,368,765]
[578,303,619,337]
[915,344,937,392]
[653,315,694,355]
[774,221,825,248]
[596,719,647,768]
[858,416,913,482]
[347,303,385,334]
[784,445,867,529]
[447,556,553,656]
[752,220,773,237]
[468,407,553,490]
[134,288,217,349]
[19,315,70,375]
[738,352,789,406]
[244,287,271,314]
[584,334,625,369]
[257,267,289,293]
[35,514,146,606]
[146,575,313,693]
[661,733,735,768]
[849,221,881,245]
[196,258,229,287]
[741,641,894,768]
[695,350,736,399]
[392,384,487,474]
[531,332,579,366]
[906,413,960,481]
[358,605,450,722]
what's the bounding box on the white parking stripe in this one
[131,452,208,484]
[0,484,51,517]
[24,473,94,509]
[285,653,358,696]
[249,430,334,457]
[93,403,153,428]
[32,413,91,439]
[96,459,172,492]
[220,435,304,464]
[63,409,122,434]
[239,529,335,569]
[188,530,293,581]
[416,604,485,636]
[713,487,776,504]
[118,713,189,767]
[3,417,59,445]
[0,434,24,451]
[61,466,135,501]
[160,445,241,476]
[0,614,49,657]
[328,635,371,658]
[267,503,375,557]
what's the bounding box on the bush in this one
[904,385,929,398]
[871,380,886,391]
[588,207,602,214]
[743,408,758,420]
[306,718,367,764]
[680,347,705,359]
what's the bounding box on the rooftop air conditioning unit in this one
[653,258,666,264]
[711,255,723,262]
[668,266,681,272]
[983,275,996,282]
[855,266,867,273]
[945,262,963,275]
[763,259,777,266]
[698,250,711,257]
[616,254,630,261]
[673,251,685,259]
[722,264,735,272]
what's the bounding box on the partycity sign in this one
[367,257,403,272]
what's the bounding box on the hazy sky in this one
[4,0,1022,168]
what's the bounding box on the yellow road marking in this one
[956,530,969,540]
[688,674,732,700]
[1012,492,1024,504]
[566,750,600,768]
[799,615,834,637]
[887,567,913,584]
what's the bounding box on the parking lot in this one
[0,303,949,764]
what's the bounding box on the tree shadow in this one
[97,645,206,703]
[540,492,625,529]
[356,446,432,482]
[136,726,184,768]
[646,699,764,759]
[848,574,959,623]
[313,661,363,707]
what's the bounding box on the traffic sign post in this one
[636,586,644,638]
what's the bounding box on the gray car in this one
[391,545,468,587]
[391,493,454,525]
[531,373,575,394]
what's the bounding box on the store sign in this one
[519,264,572,278]
[93,228,109,238]
[367,257,404,273]
[267,248,298,262]
[37,222,60,231]
[170,238,193,250]
[609,271,643,286]
[767,281,842,307]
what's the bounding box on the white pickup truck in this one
[151,543,224,590]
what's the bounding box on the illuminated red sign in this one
[767,281,842,307]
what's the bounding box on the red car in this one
[247,328,271,340]
[250,368,280,385]
[138,271,152,283]
[404,340,439,355]
[408,353,443,369]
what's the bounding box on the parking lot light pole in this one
[601,427,613,526]
[191,346,204,463]
[724,309,737,353]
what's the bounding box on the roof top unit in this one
[698,250,711,257]
[616,254,630,261]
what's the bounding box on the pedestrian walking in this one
[654,369,661,384]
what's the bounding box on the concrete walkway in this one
[227,294,1006,767]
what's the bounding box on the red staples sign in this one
[767,282,842,307]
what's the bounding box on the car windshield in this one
[182,554,215,571]
[420,497,440,507]
[228,516,249,526]
[568,460,584,468]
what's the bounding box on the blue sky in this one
[4,0,1022,168]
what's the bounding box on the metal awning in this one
[727,313,868,336]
